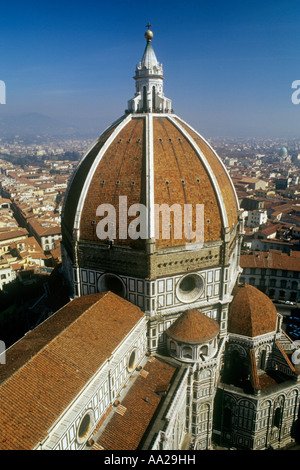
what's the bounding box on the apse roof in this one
[166,308,220,344]
[228,284,278,337]
[0,292,144,450]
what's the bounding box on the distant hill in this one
[0,112,108,138]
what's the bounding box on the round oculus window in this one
[128,349,136,372]
[77,411,93,444]
[98,273,126,298]
[176,273,204,303]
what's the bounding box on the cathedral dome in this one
[60,28,242,303]
[61,29,239,259]
[61,112,239,256]
[228,283,278,337]
[279,146,288,156]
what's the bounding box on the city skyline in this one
[1,0,300,138]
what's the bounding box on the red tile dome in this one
[166,309,220,344]
[61,28,240,266]
[61,113,239,256]
[228,284,278,337]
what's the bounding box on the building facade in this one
[240,250,300,303]
[246,209,268,228]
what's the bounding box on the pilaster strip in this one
[146,113,155,239]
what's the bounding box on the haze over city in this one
[1,0,300,138]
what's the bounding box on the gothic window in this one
[223,407,232,430]
[273,407,282,428]
[229,349,247,383]
[258,400,271,429]
[199,404,209,432]
[238,400,254,431]
[152,86,156,110]
[143,86,147,111]
[259,349,267,370]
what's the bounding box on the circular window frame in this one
[76,410,94,445]
[97,272,126,298]
[176,273,204,303]
[128,349,137,372]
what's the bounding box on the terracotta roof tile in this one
[240,250,300,272]
[228,284,278,337]
[166,309,219,344]
[174,117,239,230]
[79,117,146,249]
[95,357,177,450]
[62,114,239,253]
[0,292,144,450]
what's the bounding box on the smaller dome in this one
[166,309,220,344]
[228,284,278,337]
[279,146,288,156]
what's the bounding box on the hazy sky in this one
[1,0,300,138]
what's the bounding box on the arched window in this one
[182,346,193,359]
[223,407,232,430]
[98,273,126,298]
[128,349,136,371]
[152,86,156,111]
[199,404,209,432]
[143,86,147,111]
[259,349,267,370]
[170,341,177,355]
[273,407,282,428]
